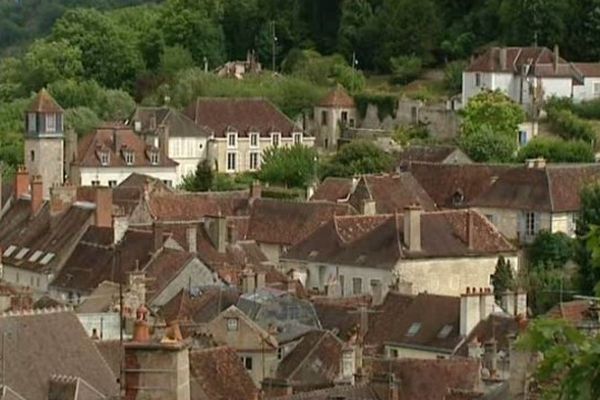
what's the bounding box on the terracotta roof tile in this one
[318,85,356,108]
[466,47,567,74]
[27,88,64,113]
[397,145,467,164]
[130,107,211,137]
[148,191,250,221]
[546,299,598,324]
[573,63,600,77]
[142,248,195,303]
[311,177,353,202]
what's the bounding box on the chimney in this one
[403,205,422,252]
[483,339,498,377]
[112,128,120,153]
[460,287,481,336]
[132,305,151,343]
[479,288,495,321]
[158,126,170,158]
[501,291,516,316]
[206,215,227,253]
[515,290,527,317]
[226,224,238,245]
[499,48,507,71]
[186,225,197,253]
[50,182,77,215]
[15,167,29,199]
[113,216,129,244]
[361,199,376,216]
[256,271,266,290]
[553,44,559,73]
[30,175,44,215]
[242,271,256,293]
[250,181,262,200]
[163,320,183,343]
[153,221,164,252]
[467,210,474,250]
[94,187,113,228]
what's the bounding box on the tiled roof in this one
[311,177,353,202]
[76,281,119,313]
[573,62,600,77]
[348,173,437,213]
[397,145,468,164]
[466,47,567,74]
[184,97,300,137]
[94,340,123,378]
[189,346,259,400]
[48,374,106,400]
[318,85,356,108]
[0,311,118,400]
[270,383,379,400]
[27,88,64,113]
[546,299,597,324]
[312,298,369,340]
[143,248,195,303]
[368,357,480,400]
[0,199,93,272]
[130,106,211,137]
[455,314,521,357]
[285,210,514,269]
[148,191,251,221]
[245,199,356,246]
[74,125,178,168]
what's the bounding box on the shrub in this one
[547,108,596,143]
[389,55,422,84]
[517,137,595,163]
[443,60,467,93]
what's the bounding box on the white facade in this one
[148,135,209,186]
[73,166,178,188]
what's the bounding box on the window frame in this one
[150,151,160,165]
[100,152,110,166]
[271,132,281,147]
[46,113,56,133]
[91,180,101,187]
[525,211,538,237]
[352,277,362,295]
[124,151,135,166]
[226,151,237,172]
[293,132,302,145]
[249,132,259,148]
[28,113,37,133]
[227,132,238,149]
[249,151,260,171]
[108,180,117,188]
[226,317,238,331]
[475,73,482,87]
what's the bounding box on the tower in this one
[24,88,64,197]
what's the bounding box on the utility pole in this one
[271,21,277,72]
[351,52,357,92]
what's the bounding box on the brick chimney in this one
[403,205,422,252]
[15,166,29,199]
[50,182,77,215]
[186,225,197,253]
[30,175,44,215]
[94,187,112,227]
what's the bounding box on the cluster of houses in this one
[2,45,600,400]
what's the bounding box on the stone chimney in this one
[479,288,495,321]
[515,291,527,317]
[206,215,227,253]
[483,339,498,377]
[403,205,422,252]
[186,225,197,253]
[50,182,77,215]
[31,175,44,215]
[460,287,481,336]
[361,199,376,216]
[153,221,164,253]
[15,167,29,199]
[94,187,113,228]
[499,47,507,70]
[256,271,266,290]
[242,270,256,294]
[553,44,559,73]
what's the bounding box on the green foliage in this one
[389,55,422,85]
[517,137,595,163]
[261,187,305,200]
[181,160,214,192]
[547,108,596,143]
[64,107,101,137]
[459,90,524,162]
[320,140,393,178]
[573,184,600,296]
[443,60,467,93]
[491,256,515,298]
[354,94,397,120]
[530,231,576,270]
[259,145,318,188]
[392,124,430,146]
[160,46,195,77]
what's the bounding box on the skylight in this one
[40,253,55,265]
[406,322,421,337]
[15,248,29,260]
[3,245,17,257]
[28,250,44,263]
[437,324,453,339]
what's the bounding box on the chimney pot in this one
[132,304,151,343]
[31,175,44,215]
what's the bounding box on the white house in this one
[70,124,179,188]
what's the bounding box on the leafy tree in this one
[491,256,515,299]
[97,89,136,121]
[181,160,214,192]
[259,144,318,188]
[443,60,467,93]
[337,0,377,69]
[64,107,101,137]
[574,183,600,295]
[530,231,575,270]
[320,140,393,178]
[221,0,262,61]
[389,55,423,84]
[160,46,197,77]
[517,137,595,163]
[0,58,25,102]
[459,90,525,162]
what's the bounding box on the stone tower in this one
[24,88,64,197]
[313,84,357,150]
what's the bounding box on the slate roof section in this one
[148,191,251,221]
[546,299,599,324]
[0,311,118,400]
[94,340,123,379]
[312,300,362,340]
[130,106,211,137]
[158,288,240,328]
[318,85,356,108]
[285,210,514,269]
[245,199,356,246]
[74,125,178,168]
[311,177,353,202]
[184,97,301,137]
[189,346,259,400]
[27,88,64,113]
[48,375,106,400]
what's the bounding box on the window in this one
[271,133,280,147]
[241,356,253,370]
[475,73,482,87]
[162,180,173,188]
[518,130,528,146]
[277,347,283,360]
[524,212,539,237]
[341,111,348,124]
[293,133,302,145]
[46,113,56,133]
[226,152,237,172]
[100,152,110,166]
[227,132,237,148]
[91,180,101,187]
[390,348,399,358]
[249,152,260,170]
[226,318,238,331]
[124,151,135,166]
[150,151,160,165]
[28,113,36,133]
[339,275,345,297]
[108,180,117,188]
[406,322,421,337]
[352,277,362,295]
[484,214,495,225]
[349,118,355,127]
[437,324,453,339]
[594,82,600,96]
[250,133,259,148]
[321,110,328,126]
[30,150,35,162]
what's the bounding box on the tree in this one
[443,60,467,93]
[64,107,101,137]
[181,160,214,192]
[517,137,595,163]
[491,256,515,300]
[320,140,393,178]
[259,144,318,188]
[389,55,423,84]
[160,46,196,77]
[529,231,575,270]
[337,0,377,69]
[575,183,600,295]
[459,90,525,162]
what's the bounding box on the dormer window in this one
[271,133,280,147]
[124,150,135,166]
[46,113,56,133]
[27,113,37,133]
[293,132,302,145]
[150,151,160,165]
[100,151,110,166]
[250,133,259,148]
[227,132,237,148]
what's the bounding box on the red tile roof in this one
[311,177,353,202]
[189,346,259,400]
[148,191,251,221]
[546,300,597,324]
[573,63,600,77]
[318,85,356,108]
[143,248,195,303]
[27,89,64,113]
[184,97,300,137]
[74,125,177,168]
[466,47,565,73]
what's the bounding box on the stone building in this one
[312,85,357,150]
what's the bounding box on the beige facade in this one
[209,134,315,174]
[314,105,358,150]
[25,138,64,198]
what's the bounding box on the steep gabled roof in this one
[27,88,64,113]
[311,177,354,202]
[130,106,211,137]
[318,85,356,108]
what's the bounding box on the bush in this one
[320,140,393,178]
[389,55,422,84]
[547,108,596,143]
[259,145,318,188]
[529,231,576,270]
[443,60,467,93]
[459,125,516,163]
[517,137,595,163]
[354,93,397,120]
[392,124,430,145]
